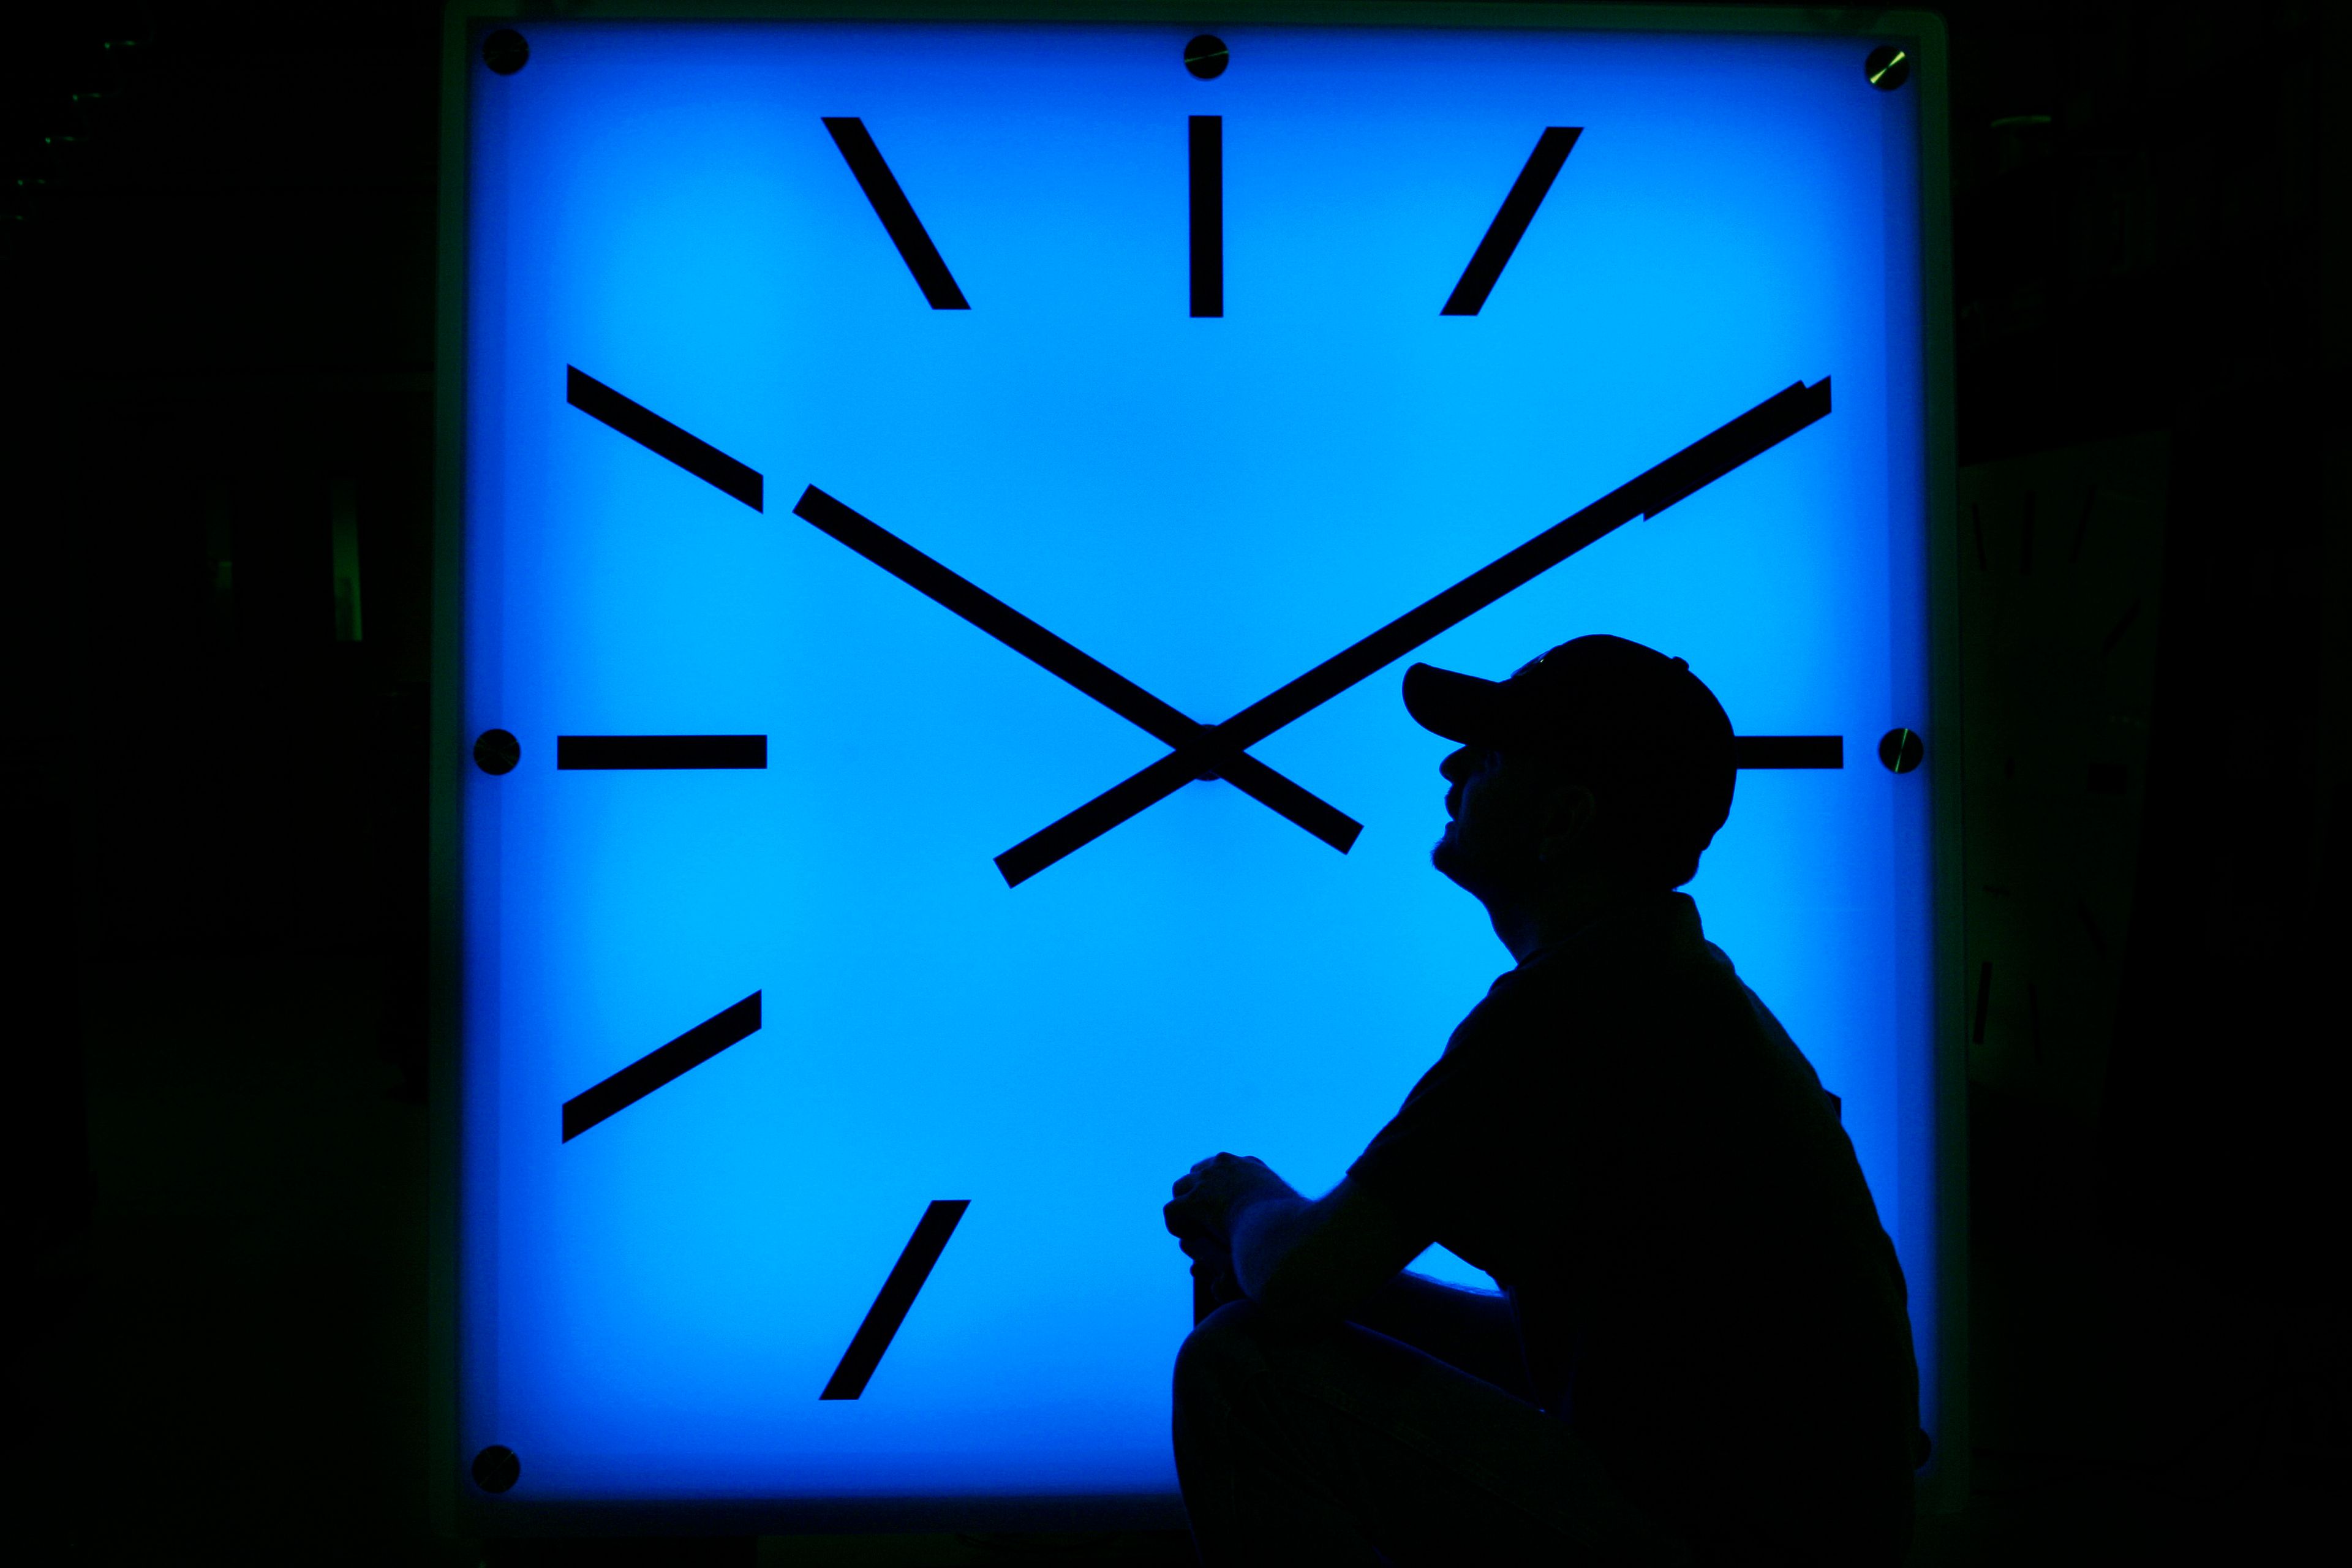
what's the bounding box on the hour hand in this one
[789,486,1363,861]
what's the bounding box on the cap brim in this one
[1402,662,1509,744]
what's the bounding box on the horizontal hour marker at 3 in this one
[1735,736,1844,768]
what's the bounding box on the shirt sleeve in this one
[1344,993,1525,1262]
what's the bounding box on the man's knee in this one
[1175,1297,1273,1404]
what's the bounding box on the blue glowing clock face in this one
[455,16,1939,1511]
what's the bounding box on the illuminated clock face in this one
[453,15,1942,1512]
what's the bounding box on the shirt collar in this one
[1515,889,1702,972]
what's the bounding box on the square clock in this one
[430,0,1964,1536]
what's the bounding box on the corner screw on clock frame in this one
[483,29,529,75]
[1879,728,1925,773]
[1864,44,1910,91]
[1183,35,1229,78]
[473,729,521,775]
[471,1444,521,1493]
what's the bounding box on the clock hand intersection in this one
[995,377,1834,886]
[790,486,1362,856]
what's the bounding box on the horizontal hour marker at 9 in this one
[557,736,768,769]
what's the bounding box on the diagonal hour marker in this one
[995,377,1834,886]
[1735,736,1845,769]
[821,1199,970,1400]
[567,366,764,510]
[1442,126,1582,315]
[823,116,970,309]
[790,486,1360,854]
[558,736,768,769]
[562,992,762,1142]
[1190,115,1222,317]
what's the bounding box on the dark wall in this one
[6,0,2341,1559]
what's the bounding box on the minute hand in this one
[994,377,1833,886]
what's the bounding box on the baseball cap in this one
[1401,635,1737,862]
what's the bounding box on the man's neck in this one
[1486,877,1659,963]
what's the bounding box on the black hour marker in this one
[557,736,767,769]
[1190,115,1222,317]
[1442,126,1582,316]
[562,992,763,1142]
[1735,736,1845,768]
[566,366,764,510]
[821,116,970,310]
[821,1200,971,1400]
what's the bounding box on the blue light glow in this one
[460,18,1935,1506]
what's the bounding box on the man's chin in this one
[1430,830,1472,888]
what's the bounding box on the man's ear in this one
[1534,782,1596,866]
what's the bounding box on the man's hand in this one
[1169,1160,1434,1330]
[1176,1229,1244,1312]
[1167,1153,1299,1314]
[1164,1152,1302,1249]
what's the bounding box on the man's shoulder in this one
[1467,912,1796,1098]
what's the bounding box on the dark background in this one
[6,2,2342,1562]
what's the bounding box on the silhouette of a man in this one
[1164,635,1924,1567]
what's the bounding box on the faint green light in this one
[1868,48,1909,86]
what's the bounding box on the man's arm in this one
[1345,1271,1532,1402]
[1227,1175,1433,1330]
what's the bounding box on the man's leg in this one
[1173,1299,1694,1567]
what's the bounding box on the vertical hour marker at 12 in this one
[1190,116,1222,317]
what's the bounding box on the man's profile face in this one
[1431,744,1542,899]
